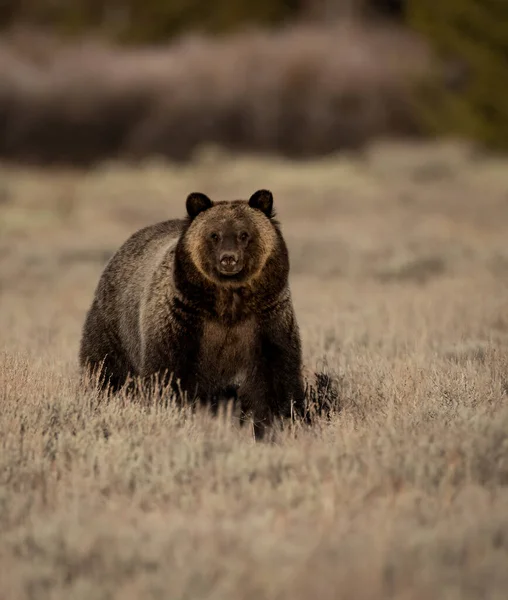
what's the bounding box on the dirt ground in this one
[1,139,508,599]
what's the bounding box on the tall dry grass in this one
[1,139,508,598]
[0,24,428,166]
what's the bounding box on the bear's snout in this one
[220,251,238,266]
[219,250,242,274]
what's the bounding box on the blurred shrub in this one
[406,1,508,151]
[0,24,427,166]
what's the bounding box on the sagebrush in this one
[0,24,427,166]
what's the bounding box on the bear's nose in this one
[220,252,238,267]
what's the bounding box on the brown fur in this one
[79,189,306,439]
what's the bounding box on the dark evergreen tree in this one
[406,0,508,150]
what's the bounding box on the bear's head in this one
[181,189,286,287]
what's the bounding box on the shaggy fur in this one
[79,189,305,438]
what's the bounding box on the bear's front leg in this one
[139,319,201,404]
[257,302,307,433]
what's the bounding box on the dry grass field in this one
[1,139,508,599]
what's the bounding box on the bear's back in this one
[97,218,185,297]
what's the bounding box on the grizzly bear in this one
[79,189,306,438]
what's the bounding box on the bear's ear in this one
[186,192,213,219]
[248,189,274,218]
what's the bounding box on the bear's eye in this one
[239,231,249,242]
[210,233,220,242]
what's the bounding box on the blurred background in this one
[0,0,506,166]
[2,7,508,598]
